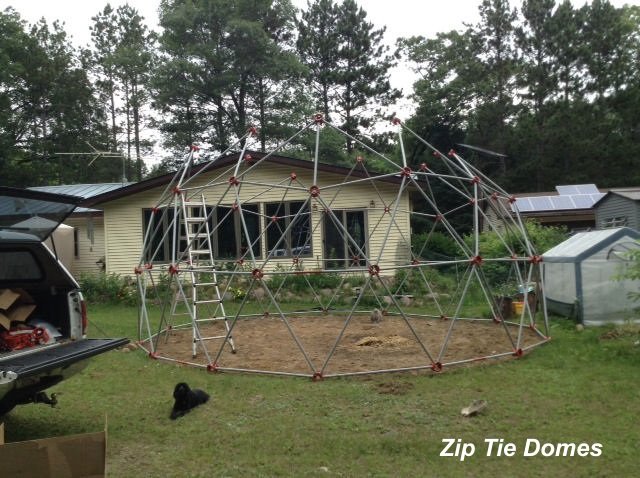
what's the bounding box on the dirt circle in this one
[143,313,547,377]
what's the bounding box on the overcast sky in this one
[2,1,636,48]
[1,0,636,111]
[1,0,637,164]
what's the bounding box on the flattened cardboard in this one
[0,289,20,311]
[0,430,106,478]
[14,288,35,305]
[0,314,9,331]
[5,304,36,323]
[0,289,36,330]
[0,304,37,330]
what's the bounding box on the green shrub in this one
[265,261,350,293]
[616,242,640,303]
[412,231,464,261]
[392,267,455,295]
[267,270,343,293]
[469,220,567,258]
[78,272,138,306]
[464,220,568,287]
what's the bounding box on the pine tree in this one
[297,0,400,153]
[154,0,304,155]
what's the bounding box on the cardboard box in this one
[0,427,106,478]
[0,289,20,311]
[0,289,36,330]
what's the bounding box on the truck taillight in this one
[81,300,88,335]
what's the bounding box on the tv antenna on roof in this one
[55,142,128,183]
[456,143,508,158]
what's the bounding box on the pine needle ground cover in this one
[4,304,639,477]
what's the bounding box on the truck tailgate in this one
[0,338,130,378]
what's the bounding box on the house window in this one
[73,228,79,258]
[206,204,261,260]
[142,208,183,263]
[142,204,261,263]
[264,201,312,258]
[323,210,367,268]
[601,216,628,228]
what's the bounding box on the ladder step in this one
[192,282,218,287]
[191,249,212,255]
[186,217,207,222]
[196,335,232,341]
[185,235,208,241]
[185,233,207,239]
[182,201,205,207]
[195,299,222,304]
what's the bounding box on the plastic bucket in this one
[512,301,525,315]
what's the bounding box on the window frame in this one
[205,203,262,261]
[142,203,263,264]
[322,208,368,269]
[142,207,179,263]
[73,228,80,259]
[601,216,628,228]
[264,201,312,259]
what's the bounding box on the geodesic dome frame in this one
[135,114,550,379]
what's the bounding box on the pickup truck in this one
[0,186,128,415]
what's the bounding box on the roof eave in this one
[82,151,408,207]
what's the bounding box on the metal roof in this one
[29,183,131,214]
[609,189,640,201]
[29,183,131,198]
[591,187,640,207]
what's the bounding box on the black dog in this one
[170,382,209,420]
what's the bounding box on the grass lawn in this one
[4,303,640,477]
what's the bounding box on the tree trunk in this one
[345,84,352,153]
[133,81,142,181]
[258,78,266,152]
[109,72,117,151]
[214,96,226,151]
[124,79,132,182]
[322,84,330,122]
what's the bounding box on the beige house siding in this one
[104,192,157,277]
[100,162,411,277]
[64,216,106,277]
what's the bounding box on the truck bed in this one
[0,338,129,378]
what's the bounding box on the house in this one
[29,183,131,277]
[81,151,412,277]
[542,227,640,325]
[594,187,640,230]
[483,184,605,232]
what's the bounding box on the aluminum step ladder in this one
[180,193,236,358]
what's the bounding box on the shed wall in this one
[543,262,577,311]
[544,231,640,325]
[595,195,639,230]
[579,256,639,325]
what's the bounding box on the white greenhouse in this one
[543,227,640,325]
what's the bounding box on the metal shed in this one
[543,227,640,325]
